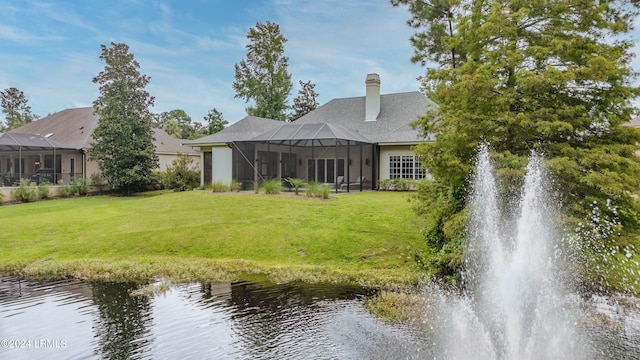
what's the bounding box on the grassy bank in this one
[1,190,428,287]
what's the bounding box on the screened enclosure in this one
[0,133,82,186]
[230,123,376,192]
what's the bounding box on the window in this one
[389,155,426,180]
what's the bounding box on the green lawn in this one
[1,190,429,286]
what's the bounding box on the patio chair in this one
[340,176,365,190]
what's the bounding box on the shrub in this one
[162,153,200,192]
[305,182,330,199]
[71,177,88,195]
[211,181,229,193]
[320,184,330,199]
[38,182,53,200]
[0,190,4,204]
[230,180,242,192]
[263,179,281,195]
[89,172,110,193]
[13,179,38,203]
[393,178,411,191]
[57,179,75,198]
[305,182,320,197]
[378,179,393,191]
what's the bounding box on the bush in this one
[392,178,412,191]
[162,153,200,191]
[305,182,330,199]
[38,182,53,200]
[211,181,229,192]
[230,180,242,192]
[263,179,281,195]
[13,179,38,203]
[57,179,75,198]
[305,182,320,197]
[72,177,88,195]
[378,179,393,191]
[89,172,110,193]
[0,190,4,204]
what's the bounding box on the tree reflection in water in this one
[91,282,152,359]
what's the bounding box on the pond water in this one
[0,276,432,359]
[1,275,639,359]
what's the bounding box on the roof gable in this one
[295,91,434,143]
[184,116,283,145]
[250,122,372,146]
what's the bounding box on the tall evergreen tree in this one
[233,21,293,121]
[202,108,228,134]
[0,87,39,131]
[395,0,640,284]
[90,42,158,194]
[289,80,319,121]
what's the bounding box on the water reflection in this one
[91,282,152,359]
[1,276,639,359]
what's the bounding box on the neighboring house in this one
[183,73,435,190]
[0,107,199,186]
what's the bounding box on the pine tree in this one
[395,0,640,283]
[202,108,228,134]
[0,87,39,131]
[233,21,293,121]
[289,80,319,121]
[89,42,158,194]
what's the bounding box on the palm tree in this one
[287,178,306,195]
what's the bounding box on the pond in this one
[0,276,431,359]
[0,275,639,359]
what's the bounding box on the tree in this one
[289,80,319,121]
[233,21,293,121]
[395,0,640,284]
[89,42,158,195]
[0,87,39,131]
[202,108,228,135]
[153,109,199,139]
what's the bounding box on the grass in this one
[1,190,428,287]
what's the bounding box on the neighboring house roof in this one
[183,116,283,146]
[10,107,98,149]
[151,127,198,155]
[8,107,197,155]
[250,122,373,146]
[0,132,76,151]
[295,91,435,144]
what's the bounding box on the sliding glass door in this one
[307,158,345,183]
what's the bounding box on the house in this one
[183,74,435,190]
[0,107,199,186]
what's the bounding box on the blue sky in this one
[0,0,424,124]
[1,1,639,125]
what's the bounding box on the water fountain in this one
[433,144,588,359]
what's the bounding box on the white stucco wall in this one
[379,145,415,180]
[212,146,233,184]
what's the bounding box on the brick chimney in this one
[365,73,380,121]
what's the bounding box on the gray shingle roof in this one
[250,122,372,146]
[295,91,434,143]
[0,132,76,151]
[10,107,98,149]
[183,116,283,145]
[9,107,197,155]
